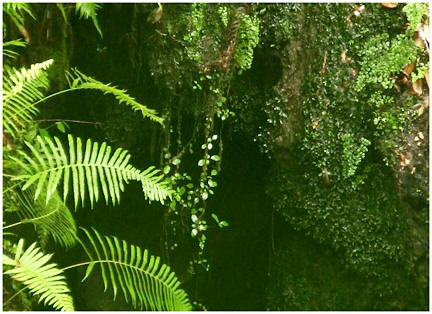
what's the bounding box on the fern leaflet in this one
[3,3,35,26]
[3,39,26,59]
[12,186,77,248]
[75,3,103,37]
[12,134,172,208]
[79,228,192,311]
[3,59,53,138]
[65,69,164,125]
[3,239,74,311]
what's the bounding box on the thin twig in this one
[3,207,60,230]
[35,119,102,125]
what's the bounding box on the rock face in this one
[244,3,429,310]
[266,224,426,310]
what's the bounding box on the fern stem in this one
[35,119,102,125]
[3,182,22,194]
[3,286,27,307]
[31,89,74,107]
[2,221,24,230]
[3,207,60,230]
[14,163,142,185]
[61,261,97,271]
[61,260,175,290]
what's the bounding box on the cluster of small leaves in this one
[230,79,289,156]
[164,132,222,258]
[256,3,302,50]
[146,4,242,269]
[356,33,419,90]
[341,133,371,179]
[268,162,411,277]
[217,6,229,27]
[233,12,260,72]
[183,3,206,64]
[402,2,429,33]
[146,4,231,102]
[266,229,425,310]
[412,62,429,82]
[369,91,418,167]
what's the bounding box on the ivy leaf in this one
[211,155,220,161]
[55,122,68,133]
[211,213,219,223]
[172,158,181,166]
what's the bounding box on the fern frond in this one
[79,228,192,311]
[140,166,172,203]
[12,134,172,208]
[65,69,164,125]
[3,3,35,25]
[13,186,77,248]
[3,39,26,59]
[3,60,53,138]
[75,3,103,37]
[3,239,74,311]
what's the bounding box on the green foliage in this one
[3,239,75,312]
[183,3,206,64]
[10,186,77,248]
[3,39,26,59]
[341,134,370,179]
[412,62,429,82]
[11,134,172,208]
[75,3,103,37]
[269,163,410,277]
[231,3,427,309]
[4,3,428,310]
[65,69,164,125]
[233,12,260,72]
[3,3,34,28]
[3,59,53,138]
[3,57,191,310]
[80,227,193,311]
[402,2,429,32]
[356,33,419,90]
[164,131,224,257]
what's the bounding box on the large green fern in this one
[75,3,103,37]
[11,134,172,208]
[3,239,74,311]
[3,39,26,59]
[65,69,164,125]
[3,60,163,138]
[3,3,35,29]
[10,186,77,248]
[3,60,53,138]
[79,227,192,311]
